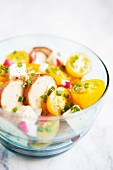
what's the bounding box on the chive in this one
[57,52,61,56]
[13,51,16,54]
[52,67,58,73]
[18,96,25,102]
[64,93,69,98]
[74,84,81,91]
[71,106,80,113]
[38,126,43,132]
[0,69,2,73]
[45,69,50,73]
[61,102,73,114]
[22,82,27,88]
[40,94,47,103]
[1,65,8,73]
[17,63,22,67]
[61,109,66,114]
[31,73,35,76]
[84,83,89,88]
[26,79,32,86]
[56,90,62,96]
[47,86,55,96]
[13,107,18,112]
[71,55,78,63]
[45,126,52,132]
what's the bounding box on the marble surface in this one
[0,0,113,169]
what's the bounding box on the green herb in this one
[13,51,16,54]
[0,65,8,73]
[17,63,22,67]
[71,106,80,113]
[13,107,18,112]
[56,90,62,96]
[57,52,61,56]
[84,83,89,88]
[47,86,55,96]
[52,67,58,73]
[45,126,52,132]
[71,55,79,63]
[45,69,50,73]
[64,93,69,98]
[40,94,47,103]
[18,96,25,102]
[61,102,73,114]
[31,73,35,76]
[22,82,27,88]
[38,126,43,132]
[26,79,32,86]
[0,69,2,73]
[74,84,81,91]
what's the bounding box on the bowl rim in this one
[0,33,110,121]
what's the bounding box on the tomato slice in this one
[71,79,105,108]
[5,51,30,64]
[37,119,60,142]
[66,53,91,78]
[47,87,72,116]
[45,66,71,85]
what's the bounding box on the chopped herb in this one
[57,52,61,56]
[0,69,2,73]
[71,106,80,113]
[45,68,50,73]
[74,84,81,91]
[47,86,55,96]
[26,79,32,86]
[40,94,47,103]
[84,83,89,88]
[56,90,62,96]
[17,63,22,67]
[18,96,25,102]
[22,81,27,88]
[71,55,79,63]
[45,126,52,132]
[13,107,18,112]
[13,51,17,54]
[61,102,73,114]
[31,73,35,76]
[64,93,69,98]
[37,126,43,132]
[52,67,58,73]
[0,65,8,73]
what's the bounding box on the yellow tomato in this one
[26,63,40,76]
[5,51,30,63]
[66,53,91,78]
[71,79,105,109]
[45,66,70,85]
[47,87,71,116]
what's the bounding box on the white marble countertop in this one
[0,0,113,169]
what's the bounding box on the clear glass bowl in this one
[0,34,109,157]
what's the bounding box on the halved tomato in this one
[66,53,91,78]
[71,79,105,108]
[5,51,30,64]
[47,87,72,116]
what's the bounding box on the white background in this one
[0,0,113,170]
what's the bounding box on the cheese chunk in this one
[9,63,27,80]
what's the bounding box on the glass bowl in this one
[0,34,109,157]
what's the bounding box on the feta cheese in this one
[9,63,27,80]
[34,51,47,64]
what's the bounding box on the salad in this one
[0,46,105,144]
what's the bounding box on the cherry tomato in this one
[71,79,105,108]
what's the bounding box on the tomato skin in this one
[71,79,105,109]
[66,53,91,78]
[5,51,30,64]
